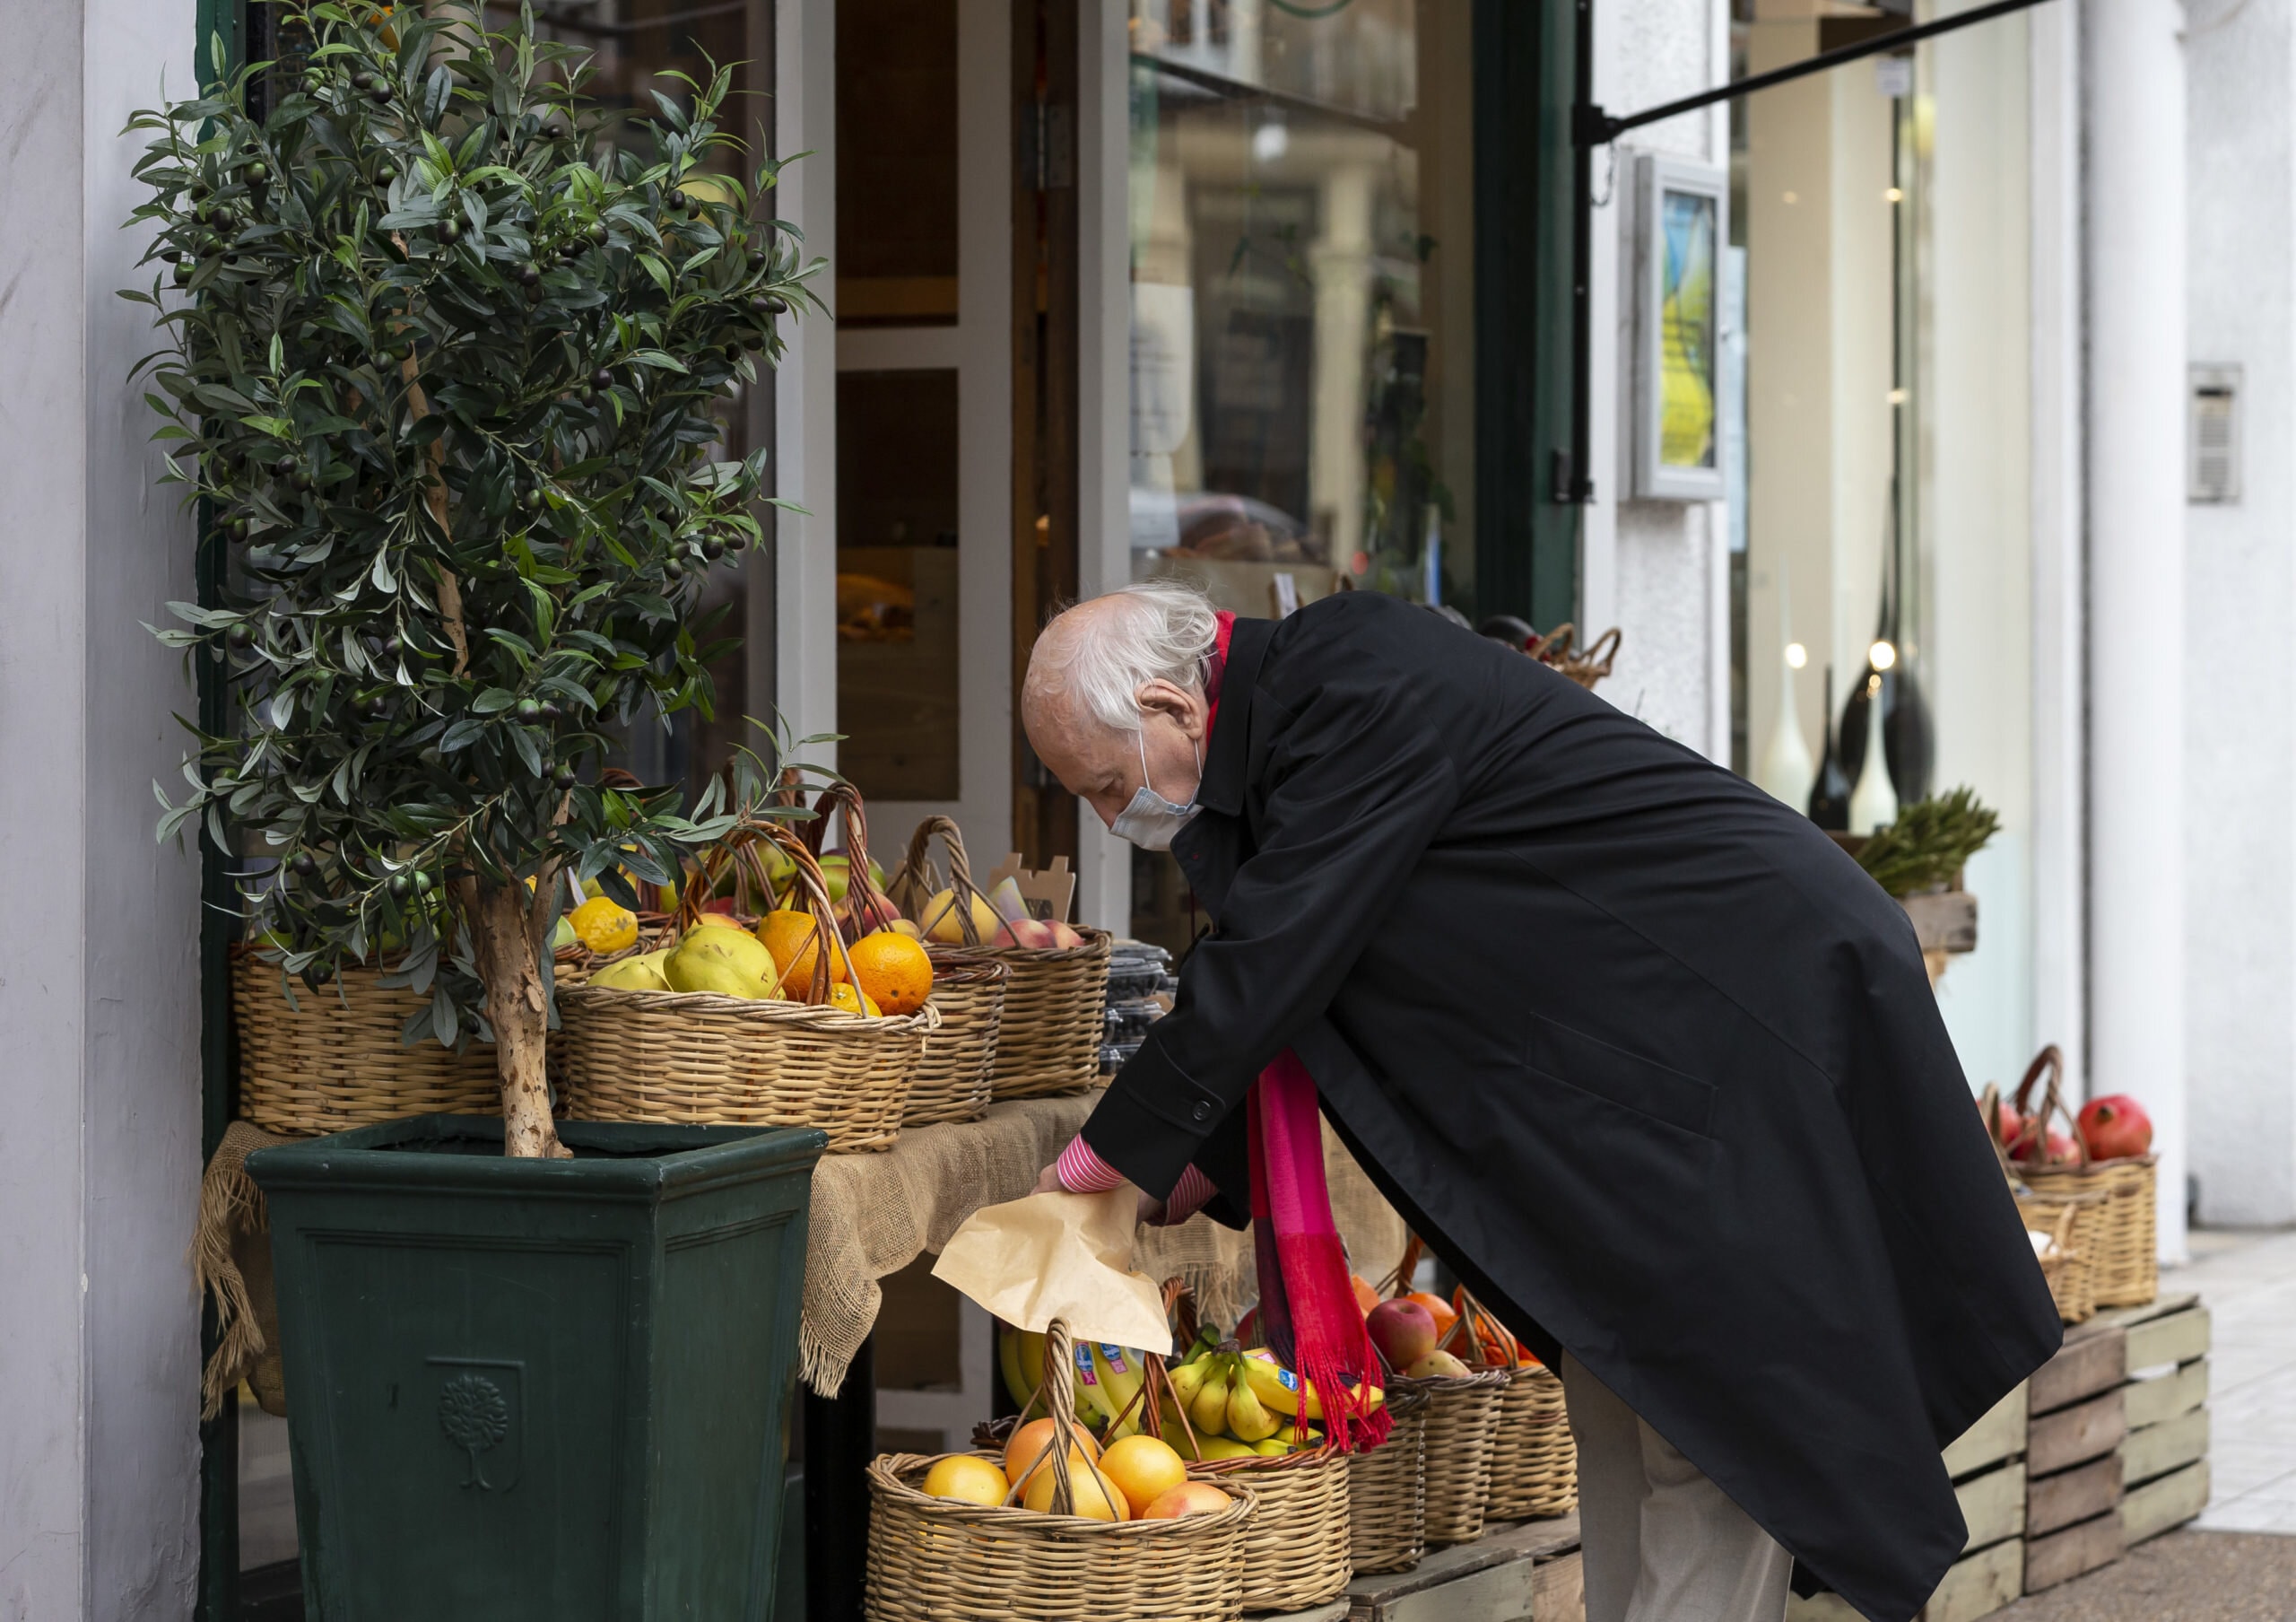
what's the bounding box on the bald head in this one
[1023,582,1216,831]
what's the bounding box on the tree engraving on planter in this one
[439,1371,512,1489]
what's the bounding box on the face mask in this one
[1109,719,1203,850]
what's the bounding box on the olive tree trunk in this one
[466,876,570,1159]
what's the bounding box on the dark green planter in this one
[248,1114,825,1622]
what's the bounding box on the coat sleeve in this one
[1081,658,1461,1198]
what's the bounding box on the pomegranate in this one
[2010,1128,2075,1166]
[2078,1094,2153,1162]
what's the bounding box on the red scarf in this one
[1250,1051,1392,1452]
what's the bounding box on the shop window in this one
[838,0,960,325]
[837,371,962,803]
[1124,0,1476,954]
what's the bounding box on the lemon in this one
[587,948,670,991]
[570,895,639,954]
[664,929,781,998]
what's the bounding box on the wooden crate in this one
[1320,1513,1582,1622]
[2102,1293,2212,1548]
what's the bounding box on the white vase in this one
[1848,675,1900,833]
[1755,652,1815,810]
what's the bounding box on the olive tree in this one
[128,2,816,1156]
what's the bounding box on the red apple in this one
[1990,1102,2023,1149]
[2011,1128,2075,1166]
[2078,1094,2153,1162]
[1367,1298,1437,1372]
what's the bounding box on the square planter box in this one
[249,1114,824,1622]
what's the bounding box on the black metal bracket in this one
[1576,0,2058,150]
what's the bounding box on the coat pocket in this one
[1524,1013,1717,1139]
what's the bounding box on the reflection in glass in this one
[1126,0,1474,623]
[839,0,960,326]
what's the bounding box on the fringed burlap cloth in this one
[194,1095,1405,1409]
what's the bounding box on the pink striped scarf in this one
[1249,1050,1392,1452]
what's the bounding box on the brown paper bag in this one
[933,1187,1173,1353]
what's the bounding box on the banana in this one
[1252,1438,1291,1457]
[1070,1340,1123,1432]
[1190,1360,1235,1437]
[1091,1343,1147,1434]
[998,1323,1026,1410]
[1166,1356,1209,1409]
[1224,1369,1280,1442]
[1239,1350,1383,1422]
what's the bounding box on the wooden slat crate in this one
[2101,1293,2211,1549]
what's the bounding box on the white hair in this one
[1031,580,1219,734]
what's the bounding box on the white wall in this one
[2185,0,2296,1226]
[1585,0,1735,759]
[0,0,205,1615]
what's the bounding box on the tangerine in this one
[756,909,846,999]
[848,930,934,1016]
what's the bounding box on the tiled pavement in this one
[2173,1225,2296,1533]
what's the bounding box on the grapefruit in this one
[919,1455,1007,1506]
[1099,1435,1187,1517]
[1021,1459,1129,1520]
[1003,1417,1099,1490]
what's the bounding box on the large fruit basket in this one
[1389,1367,1509,1544]
[2005,1045,2157,1308]
[232,944,499,1134]
[1347,1383,1428,1574]
[865,1321,1257,1622]
[557,822,934,1154]
[887,815,1109,1100]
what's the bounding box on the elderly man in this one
[1022,581,2057,1622]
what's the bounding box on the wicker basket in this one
[865,1321,1256,1622]
[887,815,1111,1101]
[232,944,500,1135]
[901,949,1008,1126]
[1189,1447,1352,1610]
[2018,1194,2096,1326]
[1348,1385,1428,1574]
[1485,1364,1577,1520]
[556,824,934,1153]
[1393,1369,1509,1545]
[2007,1046,2159,1308]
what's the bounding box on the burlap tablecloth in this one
[195,1094,1407,1408]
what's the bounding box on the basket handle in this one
[797,781,902,938]
[1007,1318,1087,1515]
[887,815,992,945]
[2006,1045,2091,1172]
[675,815,862,1005]
[1374,1233,1426,1302]
[1442,1286,1521,1370]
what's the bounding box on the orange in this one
[1099,1435,1187,1517]
[1021,1459,1128,1520]
[826,982,882,1018]
[1349,1274,1381,1316]
[756,909,846,999]
[848,929,934,1016]
[1003,1417,1099,1490]
[920,1454,1009,1506]
[1405,1290,1459,1340]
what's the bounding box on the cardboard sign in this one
[984,853,1077,925]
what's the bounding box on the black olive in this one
[589,367,613,389]
[538,701,563,721]
[289,467,312,492]
[190,179,212,200]
[438,218,462,244]
[247,162,270,184]
[515,698,543,721]
[517,263,540,286]
[352,71,375,90]
[667,188,687,211]
[226,623,253,649]
[761,294,787,316]
[387,871,412,896]
[272,455,295,475]
[587,221,608,245]
[383,633,404,656]
[369,83,392,104]
[700,536,726,561]
[552,762,578,787]
[291,852,317,877]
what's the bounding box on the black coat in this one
[1080,593,2060,1622]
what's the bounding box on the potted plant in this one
[129,5,825,1611]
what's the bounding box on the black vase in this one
[1837,664,1934,806]
[1807,666,1852,831]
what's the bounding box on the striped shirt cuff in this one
[1055,1136,1218,1225]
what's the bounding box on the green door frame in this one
[1472,0,1579,633]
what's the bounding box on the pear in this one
[664,929,781,998]
[587,948,671,991]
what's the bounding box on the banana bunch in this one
[996,1322,1150,1438]
[1161,1342,1300,1457]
